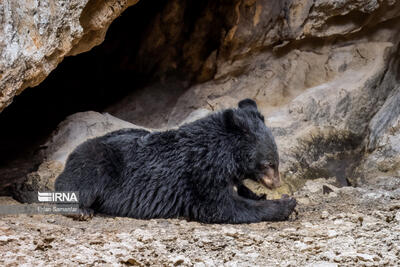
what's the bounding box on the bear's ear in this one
[223,109,248,132]
[238,99,258,111]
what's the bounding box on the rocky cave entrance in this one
[1,0,389,198]
[0,0,232,195]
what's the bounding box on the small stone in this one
[323,185,334,194]
[294,241,308,251]
[169,256,190,266]
[301,222,313,228]
[333,219,344,225]
[357,253,375,262]
[44,237,55,243]
[395,211,400,223]
[328,192,338,198]
[89,239,104,245]
[312,262,338,267]
[327,230,338,238]
[303,237,314,244]
[0,226,10,231]
[222,227,240,238]
[0,235,15,244]
[34,240,52,251]
[320,251,336,261]
[297,197,311,205]
[121,258,141,266]
[321,210,329,219]
[389,203,400,211]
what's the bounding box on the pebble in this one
[327,230,338,238]
[321,210,329,219]
[328,192,338,198]
[169,255,190,266]
[395,211,400,223]
[356,253,375,262]
[310,262,338,267]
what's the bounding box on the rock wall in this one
[134,0,400,193]
[1,0,400,197]
[0,0,139,112]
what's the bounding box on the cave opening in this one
[0,0,229,195]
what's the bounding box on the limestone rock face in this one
[162,0,400,191]
[0,0,138,112]
[360,87,400,184]
[12,111,143,202]
[130,0,400,82]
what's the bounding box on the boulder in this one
[13,111,144,202]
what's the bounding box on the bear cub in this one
[55,99,296,223]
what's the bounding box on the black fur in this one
[55,99,296,223]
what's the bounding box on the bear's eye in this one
[260,160,272,170]
[260,161,275,170]
[269,162,275,169]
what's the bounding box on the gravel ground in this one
[1,178,400,266]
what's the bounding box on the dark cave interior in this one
[0,0,169,193]
[0,0,232,194]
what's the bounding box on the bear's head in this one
[223,99,281,189]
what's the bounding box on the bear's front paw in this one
[261,197,297,221]
[279,197,297,220]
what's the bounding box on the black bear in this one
[55,99,296,223]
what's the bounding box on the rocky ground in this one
[1,178,399,266]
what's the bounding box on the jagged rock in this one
[168,25,400,191]
[12,111,144,202]
[359,87,400,183]
[0,0,139,112]
[162,0,400,193]
[41,111,142,164]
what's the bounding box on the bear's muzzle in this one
[259,166,281,189]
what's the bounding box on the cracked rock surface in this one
[0,0,138,112]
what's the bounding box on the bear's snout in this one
[260,166,281,189]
